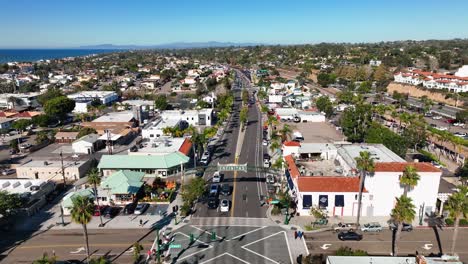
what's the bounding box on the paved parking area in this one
[289,122,345,143]
[166,225,294,263]
[146,204,169,216]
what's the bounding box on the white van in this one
[292,131,304,142]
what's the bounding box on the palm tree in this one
[445,186,468,255]
[279,124,294,142]
[391,195,416,256]
[87,168,103,227]
[269,139,281,155]
[400,165,420,196]
[355,151,375,226]
[71,196,95,264]
[267,115,279,133]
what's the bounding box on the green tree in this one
[364,123,407,157]
[334,246,368,256]
[9,139,19,152]
[445,186,468,255]
[402,119,427,152]
[0,191,23,217]
[242,89,249,105]
[89,257,111,264]
[32,252,56,264]
[279,124,294,142]
[240,106,248,128]
[400,165,420,196]
[35,131,51,144]
[180,177,206,205]
[44,96,75,121]
[315,96,334,118]
[340,103,373,142]
[77,127,97,138]
[456,110,468,123]
[87,168,103,227]
[70,196,95,264]
[154,95,169,110]
[390,195,416,256]
[317,73,336,87]
[132,242,144,264]
[32,114,53,127]
[455,162,468,186]
[355,151,375,226]
[12,119,32,132]
[37,88,64,106]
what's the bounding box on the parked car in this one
[435,126,448,131]
[432,115,442,120]
[267,185,276,194]
[1,169,16,176]
[195,168,205,177]
[94,205,108,216]
[333,222,358,233]
[389,222,413,232]
[220,199,230,212]
[263,160,271,168]
[212,171,222,183]
[454,122,465,127]
[266,175,275,184]
[431,161,443,169]
[445,118,456,124]
[103,207,120,218]
[123,203,136,215]
[209,184,219,195]
[263,153,270,162]
[19,143,32,149]
[262,139,269,146]
[220,184,231,196]
[454,132,467,138]
[134,203,150,215]
[360,222,383,232]
[200,151,211,165]
[338,231,363,241]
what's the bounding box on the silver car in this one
[360,222,383,232]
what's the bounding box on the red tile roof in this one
[283,141,300,147]
[298,176,366,193]
[375,162,440,172]
[178,138,192,156]
[285,155,300,179]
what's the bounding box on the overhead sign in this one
[217,163,248,172]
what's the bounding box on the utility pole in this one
[60,151,66,186]
[106,129,113,155]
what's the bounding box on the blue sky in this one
[1,0,468,48]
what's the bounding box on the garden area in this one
[140,178,177,203]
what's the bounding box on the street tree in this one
[240,106,248,128]
[315,96,334,118]
[455,161,468,186]
[400,165,420,196]
[44,96,75,121]
[355,151,375,226]
[77,127,97,139]
[391,195,416,256]
[340,103,373,142]
[87,168,103,227]
[0,191,23,217]
[12,119,32,132]
[154,95,169,110]
[70,196,95,264]
[180,177,206,205]
[445,186,468,255]
[37,88,64,106]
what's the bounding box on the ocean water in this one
[0,49,121,63]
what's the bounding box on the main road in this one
[193,70,267,218]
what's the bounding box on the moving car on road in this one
[103,207,120,218]
[209,184,219,195]
[266,175,275,184]
[360,222,383,232]
[200,151,211,165]
[338,231,363,241]
[220,184,231,196]
[212,171,222,183]
[134,203,150,215]
[220,199,230,212]
[208,195,218,209]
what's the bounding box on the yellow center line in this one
[18,243,154,250]
[230,155,239,217]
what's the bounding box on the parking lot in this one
[286,121,345,143]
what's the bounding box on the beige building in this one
[16,159,92,182]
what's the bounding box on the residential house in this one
[142,119,189,139]
[160,109,214,127]
[72,134,101,154]
[99,170,145,205]
[55,132,79,144]
[61,188,95,215]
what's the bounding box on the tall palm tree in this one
[355,151,375,226]
[269,139,281,155]
[87,168,103,227]
[445,186,468,255]
[267,115,279,133]
[71,196,95,264]
[279,124,294,142]
[400,165,420,196]
[391,195,416,256]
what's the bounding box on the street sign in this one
[217,163,248,172]
[270,200,280,205]
[169,244,182,249]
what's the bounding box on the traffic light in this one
[189,233,194,243]
[211,231,216,240]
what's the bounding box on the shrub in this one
[180,203,191,217]
[335,246,368,256]
[271,206,281,216]
[304,224,314,231]
[444,218,468,226]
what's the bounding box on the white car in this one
[454,132,467,138]
[266,175,275,184]
[220,199,229,212]
[263,160,271,168]
[435,126,448,131]
[432,116,442,120]
[213,171,222,183]
[453,122,465,127]
[262,139,269,146]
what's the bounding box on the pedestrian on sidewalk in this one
[294,230,298,239]
[139,219,143,226]
[298,231,303,239]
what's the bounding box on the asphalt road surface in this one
[305,228,468,262]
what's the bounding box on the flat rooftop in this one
[297,159,343,176]
[288,122,344,143]
[0,179,50,195]
[337,144,405,168]
[68,91,116,98]
[19,159,88,168]
[143,118,180,130]
[132,137,186,155]
[92,111,134,123]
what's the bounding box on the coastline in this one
[0,49,124,64]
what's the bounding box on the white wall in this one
[298,114,325,122]
[296,191,360,217]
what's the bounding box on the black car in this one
[338,231,363,241]
[208,196,219,209]
[195,169,205,177]
[123,203,136,215]
[103,207,120,218]
[220,184,231,196]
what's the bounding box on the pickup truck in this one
[333,222,358,233]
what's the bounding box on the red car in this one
[446,119,456,124]
[94,205,108,216]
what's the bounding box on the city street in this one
[305,228,468,262]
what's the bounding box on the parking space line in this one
[283,231,294,264]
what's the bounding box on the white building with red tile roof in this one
[394,67,468,93]
[284,143,442,221]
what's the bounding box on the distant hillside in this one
[78,42,263,50]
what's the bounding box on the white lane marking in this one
[306,240,432,243]
[303,234,310,255]
[422,243,433,250]
[175,232,213,261]
[231,226,268,240]
[70,247,85,254]
[283,230,294,264]
[190,225,224,240]
[242,247,280,264]
[320,244,332,250]
[200,252,251,264]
